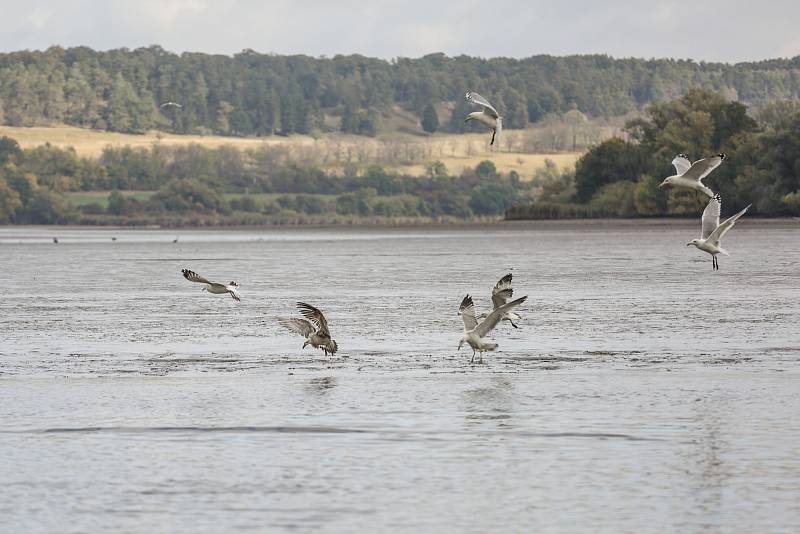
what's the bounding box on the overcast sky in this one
[0,0,798,63]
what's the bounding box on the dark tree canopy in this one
[1,46,800,136]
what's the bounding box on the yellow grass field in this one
[0,125,583,177]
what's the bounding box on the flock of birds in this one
[180,267,525,363]
[49,91,754,362]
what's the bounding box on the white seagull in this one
[278,302,338,356]
[181,268,240,300]
[687,196,751,270]
[160,102,182,109]
[478,274,522,328]
[458,294,527,363]
[659,153,725,198]
[464,91,502,146]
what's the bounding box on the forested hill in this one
[1,46,800,136]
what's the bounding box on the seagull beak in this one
[686,242,693,246]
[658,182,665,189]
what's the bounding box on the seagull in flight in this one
[659,153,724,198]
[458,294,527,363]
[687,196,750,270]
[181,268,240,300]
[278,302,339,356]
[478,274,522,328]
[464,91,502,146]
[160,102,182,109]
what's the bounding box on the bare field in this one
[1,125,582,177]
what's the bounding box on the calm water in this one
[1,222,799,533]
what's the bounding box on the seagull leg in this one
[470,349,475,364]
[490,129,496,146]
[510,321,519,329]
[479,351,484,364]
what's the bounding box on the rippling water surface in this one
[1,222,799,532]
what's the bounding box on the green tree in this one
[0,176,22,222]
[633,174,665,215]
[574,138,646,202]
[107,190,128,215]
[421,103,439,133]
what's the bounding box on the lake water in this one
[1,222,799,533]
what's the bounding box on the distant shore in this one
[2,217,798,232]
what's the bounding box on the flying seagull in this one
[278,302,338,356]
[458,294,527,363]
[464,91,502,146]
[181,268,240,300]
[478,274,522,328]
[659,153,724,198]
[160,102,182,109]
[687,196,750,270]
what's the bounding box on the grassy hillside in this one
[0,125,584,177]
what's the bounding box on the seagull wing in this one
[701,196,721,239]
[491,273,513,309]
[681,154,724,183]
[182,268,212,285]
[459,295,479,332]
[476,296,527,338]
[277,317,315,337]
[671,154,692,175]
[706,204,751,247]
[465,91,499,118]
[297,302,331,336]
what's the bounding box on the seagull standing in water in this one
[181,268,240,300]
[659,153,725,198]
[464,91,502,146]
[277,302,338,356]
[458,294,527,363]
[687,196,751,270]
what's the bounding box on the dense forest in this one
[508,90,800,219]
[2,88,799,225]
[1,46,800,136]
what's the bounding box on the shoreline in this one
[2,217,798,232]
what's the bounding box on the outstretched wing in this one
[491,274,513,309]
[706,204,751,247]
[465,91,499,118]
[277,317,314,337]
[682,154,724,183]
[182,268,211,285]
[701,196,721,239]
[671,154,692,175]
[297,302,330,335]
[459,295,479,332]
[476,296,527,338]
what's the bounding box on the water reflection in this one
[304,376,338,395]
[462,376,515,429]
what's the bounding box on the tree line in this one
[1,46,800,136]
[507,90,800,218]
[0,138,526,225]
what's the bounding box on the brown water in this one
[1,222,799,532]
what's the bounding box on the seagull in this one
[478,274,522,328]
[181,268,240,300]
[659,153,724,198]
[464,91,502,146]
[458,294,527,363]
[160,102,182,109]
[687,196,751,270]
[52,237,58,244]
[172,236,179,243]
[277,302,338,356]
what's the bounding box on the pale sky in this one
[0,0,798,63]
